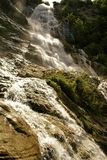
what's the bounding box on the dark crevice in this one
[6,118,28,135]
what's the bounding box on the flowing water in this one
[98,80,107,100]
[3,76,107,160]
[27,3,83,71]
[42,0,61,7]
[0,1,107,160]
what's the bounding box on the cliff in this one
[0,0,107,159]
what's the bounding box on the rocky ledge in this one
[0,101,41,160]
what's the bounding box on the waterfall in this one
[0,1,107,160]
[42,0,61,7]
[2,76,106,160]
[27,3,82,72]
[98,81,107,100]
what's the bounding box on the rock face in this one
[0,0,42,26]
[0,101,41,160]
[0,44,107,160]
[0,1,107,160]
[0,0,28,26]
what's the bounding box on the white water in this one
[0,47,106,160]
[3,76,107,160]
[42,0,61,7]
[27,3,82,72]
[0,2,107,160]
[98,81,107,100]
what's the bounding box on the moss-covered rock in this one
[44,71,107,154]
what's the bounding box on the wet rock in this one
[43,145,57,160]
[17,64,45,78]
[53,133,65,143]
[27,94,51,114]
[0,101,41,160]
[0,93,5,98]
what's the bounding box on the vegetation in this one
[54,0,107,75]
[46,71,105,113]
[44,71,107,153]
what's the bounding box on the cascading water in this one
[0,1,107,160]
[42,0,61,7]
[27,3,82,71]
[2,76,106,160]
[98,80,107,100]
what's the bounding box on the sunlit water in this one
[3,76,107,160]
[42,0,61,7]
[27,3,82,72]
[0,1,107,160]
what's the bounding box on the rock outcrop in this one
[0,101,41,160]
[0,0,28,26]
[0,0,107,159]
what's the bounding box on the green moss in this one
[47,80,61,94]
[45,71,107,153]
[46,72,105,113]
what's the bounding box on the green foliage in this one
[94,0,107,14]
[95,54,107,65]
[55,0,107,74]
[47,80,61,94]
[62,40,74,52]
[46,71,105,113]
[84,43,102,56]
[45,71,107,153]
